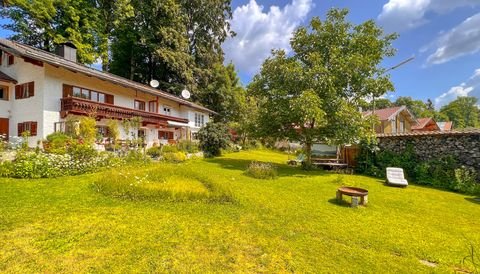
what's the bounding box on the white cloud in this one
[378,0,479,33]
[435,68,480,108]
[427,13,480,65]
[223,0,313,76]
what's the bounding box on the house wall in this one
[379,112,413,134]
[0,53,45,146]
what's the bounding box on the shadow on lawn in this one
[327,198,351,208]
[206,157,329,178]
[465,197,480,205]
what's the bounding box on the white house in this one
[0,39,215,148]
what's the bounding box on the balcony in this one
[60,97,189,126]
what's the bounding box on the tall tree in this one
[394,96,436,118]
[109,0,193,92]
[181,0,233,89]
[440,97,480,129]
[249,9,397,165]
[0,0,99,64]
[196,63,246,123]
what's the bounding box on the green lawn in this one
[1,150,479,273]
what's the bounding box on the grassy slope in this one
[0,150,479,273]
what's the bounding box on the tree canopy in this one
[440,97,480,129]
[249,8,397,165]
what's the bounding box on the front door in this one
[0,118,9,141]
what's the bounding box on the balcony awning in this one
[167,120,189,128]
[0,71,17,84]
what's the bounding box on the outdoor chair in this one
[386,167,408,187]
[287,154,305,166]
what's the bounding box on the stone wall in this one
[377,131,480,174]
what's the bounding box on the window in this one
[96,126,109,138]
[195,113,205,127]
[63,84,113,104]
[149,101,157,113]
[158,130,174,140]
[163,105,171,115]
[15,82,34,99]
[54,122,66,133]
[18,121,37,136]
[391,118,397,133]
[6,53,14,66]
[0,86,8,100]
[135,100,146,111]
[399,118,405,132]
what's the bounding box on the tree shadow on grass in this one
[205,157,329,178]
[465,197,480,205]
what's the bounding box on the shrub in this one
[0,161,14,177]
[454,166,480,195]
[176,140,199,153]
[125,149,150,164]
[198,122,230,157]
[79,116,97,145]
[163,152,187,163]
[245,161,277,179]
[161,145,178,153]
[44,132,72,154]
[146,146,162,158]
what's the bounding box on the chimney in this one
[56,42,77,62]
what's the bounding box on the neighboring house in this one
[0,39,215,147]
[411,117,441,132]
[437,121,453,131]
[363,106,417,134]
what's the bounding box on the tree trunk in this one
[305,141,313,167]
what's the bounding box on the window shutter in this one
[63,84,73,98]
[30,122,37,136]
[28,82,34,97]
[17,123,24,136]
[105,94,114,104]
[15,85,21,99]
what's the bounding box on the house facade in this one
[363,106,417,134]
[0,39,215,148]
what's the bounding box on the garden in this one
[0,149,479,273]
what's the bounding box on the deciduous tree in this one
[249,9,397,166]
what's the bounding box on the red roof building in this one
[412,117,441,132]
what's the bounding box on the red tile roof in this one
[443,121,453,131]
[363,106,416,122]
[0,71,17,84]
[412,118,432,130]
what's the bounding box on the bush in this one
[245,161,278,179]
[0,161,13,177]
[198,122,230,157]
[44,132,72,154]
[176,140,199,153]
[454,166,480,195]
[146,146,162,158]
[125,149,150,164]
[161,145,178,153]
[355,142,480,195]
[163,152,187,163]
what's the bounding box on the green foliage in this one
[245,161,277,179]
[44,132,71,154]
[146,146,162,158]
[249,8,396,164]
[0,160,14,177]
[176,140,199,153]
[125,149,150,164]
[356,144,479,195]
[162,152,187,163]
[93,166,234,203]
[440,96,480,129]
[79,116,97,145]
[198,122,230,157]
[0,0,99,64]
[454,166,480,195]
[161,145,179,153]
[106,119,120,143]
[394,96,437,118]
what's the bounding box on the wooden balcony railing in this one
[60,97,189,126]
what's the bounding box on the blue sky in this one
[1,0,480,109]
[224,0,480,109]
